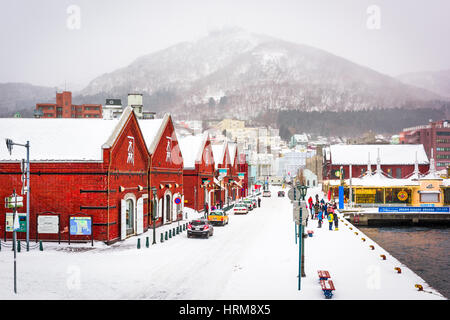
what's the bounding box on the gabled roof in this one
[178,132,209,169]
[228,142,238,166]
[212,141,228,169]
[138,114,170,155]
[328,144,429,165]
[0,106,135,162]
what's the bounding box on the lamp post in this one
[151,187,158,245]
[296,182,308,290]
[6,139,30,252]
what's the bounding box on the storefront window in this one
[420,192,440,203]
[385,188,411,204]
[444,189,450,205]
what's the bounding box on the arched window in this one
[165,194,171,222]
[126,199,134,235]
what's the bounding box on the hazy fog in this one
[1,0,449,89]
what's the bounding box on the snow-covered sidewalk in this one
[0,186,445,299]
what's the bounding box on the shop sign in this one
[397,191,408,201]
[355,189,376,195]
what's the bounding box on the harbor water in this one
[358,226,450,299]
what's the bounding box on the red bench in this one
[317,270,331,280]
[320,279,335,299]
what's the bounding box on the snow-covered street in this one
[0,186,445,300]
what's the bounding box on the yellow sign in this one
[397,191,408,201]
[355,189,376,195]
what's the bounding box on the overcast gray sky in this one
[1,0,449,89]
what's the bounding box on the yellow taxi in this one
[208,209,229,226]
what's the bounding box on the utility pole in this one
[6,139,30,251]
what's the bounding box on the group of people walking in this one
[308,195,339,231]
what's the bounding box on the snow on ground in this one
[0,186,445,300]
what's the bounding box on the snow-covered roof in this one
[178,133,208,169]
[228,142,237,166]
[138,115,167,155]
[329,144,429,165]
[212,142,227,169]
[0,107,135,162]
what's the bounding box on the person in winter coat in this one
[317,208,323,228]
[258,197,261,207]
[327,210,334,230]
[313,202,319,220]
[333,208,339,230]
[204,202,209,218]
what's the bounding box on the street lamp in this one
[297,184,308,201]
[296,181,308,289]
[151,186,158,245]
[5,138,30,252]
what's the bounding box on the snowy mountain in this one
[80,28,443,119]
[0,82,56,117]
[397,69,450,98]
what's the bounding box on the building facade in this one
[0,107,148,244]
[36,91,102,118]
[323,144,430,180]
[400,119,450,169]
[179,133,216,212]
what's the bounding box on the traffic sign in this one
[4,195,24,208]
[293,201,308,226]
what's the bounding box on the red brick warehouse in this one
[178,132,216,212]
[212,141,232,207]
[0,107,154,244]
[227,142,244,202]
[140,114,184,229]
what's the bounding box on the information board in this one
[38,215,59,234]
[5,213,27,232]
[69,216,92,235]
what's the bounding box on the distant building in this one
[323,144,430,180]
[102,99,123,119]
[289,133,308,148]
[36,91,102,118]
[400,119,450,169]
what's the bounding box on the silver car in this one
[187,219,214,238]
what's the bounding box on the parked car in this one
[233,203,249,214]
[242,199,254,210]
[278,191,285,197]
[187,219,214,238]
[208,209,229,226]
[263,190,271,197]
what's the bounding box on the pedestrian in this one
[204,202,209,217]
[219,200,223,209]
[333,208,339,231]
[317,208,323,228]
[313,201,319,220]
[327,209,334,230]
[258,197,261,207]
